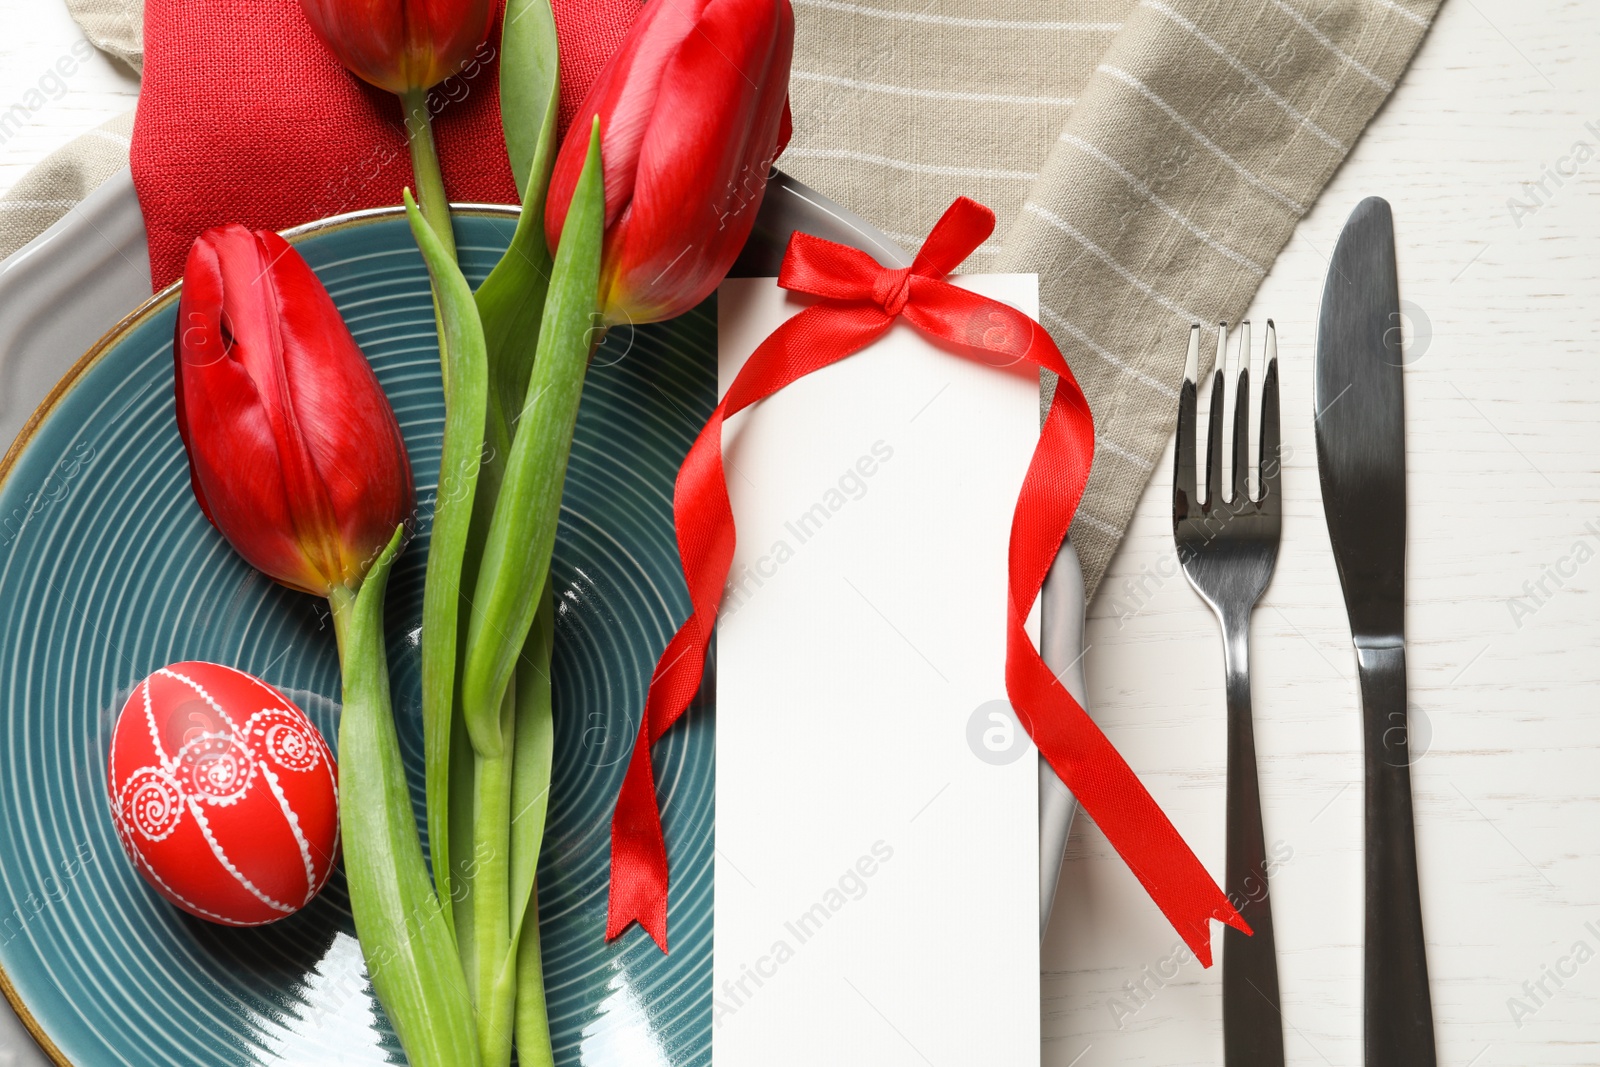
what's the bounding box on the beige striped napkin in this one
[0,109,133,260]
[4,0,1439,594]
[782,0,1438,593]
[68,0,143,72]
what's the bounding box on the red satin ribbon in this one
[606,196,1249,965]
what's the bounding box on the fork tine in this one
[1232,320,1251,506]
[1258,320,1281,511]
[1205,323,1227,511]
[1174,324,1201,518]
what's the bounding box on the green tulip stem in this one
[330,528,481,1067]
[400,86,457,262]
[508,589,557,1067]
[467,595,557,1067]
[513,890,555,1067]
[470,682,515,1066]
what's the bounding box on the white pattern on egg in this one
[118,767,185,841]
[176,731,256,805]
[248,708,321,773]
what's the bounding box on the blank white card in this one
[714,275,1041,1065]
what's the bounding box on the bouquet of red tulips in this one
[171,0,793,1064]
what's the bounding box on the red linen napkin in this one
[132,0,640,290]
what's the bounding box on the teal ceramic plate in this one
[0,177,1084,1065]
[0,207,718,1066]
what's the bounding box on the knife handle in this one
[1356,643,1436,1067]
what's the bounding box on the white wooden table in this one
[2,0,1597,1064]
[0,1,136,204]
[1053,3,1600,1064]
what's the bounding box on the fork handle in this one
[1219,614,1285,1067]
[1356,642,1436,1067]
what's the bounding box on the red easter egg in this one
[107,662,339,926]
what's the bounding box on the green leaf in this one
[333,528,480,1067]
[499,0,560,203]
[476,0,561,469]
[447,687,479,979]
[405,189,490,931]
[469,189,554,605]
[460,121,604,757]
[474,203,553,480]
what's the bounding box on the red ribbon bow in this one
[606,197,1249,964]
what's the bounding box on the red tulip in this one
[544,0,794,325]
[174,224,415,596]
[297,0,496,95]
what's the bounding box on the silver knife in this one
[1314,196,1436,1067]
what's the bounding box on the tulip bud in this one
[174,224,415,596]
[298,0,496,95]
[544,0,794,325]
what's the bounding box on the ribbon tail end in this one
[1186,925,1217,970]
[605,883,670,953]
[1180,904,1253,970]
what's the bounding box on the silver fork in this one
[1173,320,1284,1067]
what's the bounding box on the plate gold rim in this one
[0,201,518,1067]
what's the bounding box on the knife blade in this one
[1315,196,1436,1067]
